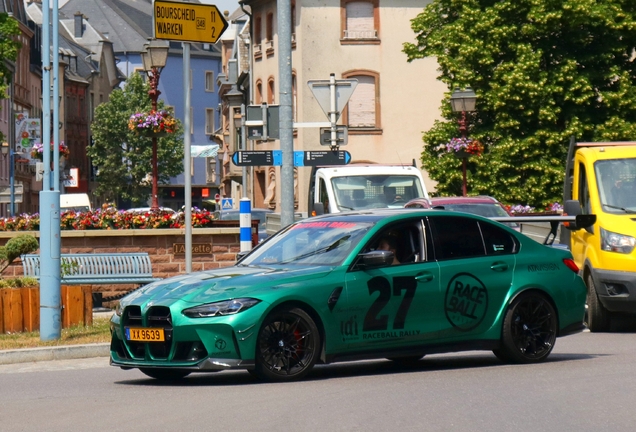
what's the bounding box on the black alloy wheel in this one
[254,307,319,382]
[494,292,557,364]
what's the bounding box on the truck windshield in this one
[595,159,636,213]
[331,175,425,210]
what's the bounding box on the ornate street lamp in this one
[141,39,169,209]
[449,87,477,196]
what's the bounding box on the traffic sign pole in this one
[330,74,338,150]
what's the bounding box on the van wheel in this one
[586,274,611,332]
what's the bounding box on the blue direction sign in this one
[294,150,351,167]
[221,198,233,210]
[231,150,282,166]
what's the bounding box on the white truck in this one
[266,162,430,235]
[308,162,430,215]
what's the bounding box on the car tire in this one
[139,368,191,380]
[586,273,611,332]
[253,307,320,382]
[494,292,557,364]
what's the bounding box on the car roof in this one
[296,208,480,224]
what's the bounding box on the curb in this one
[0,343,110,365]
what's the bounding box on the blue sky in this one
[200,0,241,14]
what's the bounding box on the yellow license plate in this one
[125,327,165,342]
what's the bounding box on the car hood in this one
[119,265,334,307]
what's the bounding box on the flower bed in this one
[0,208,220,232]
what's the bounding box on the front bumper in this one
[110,356,255,371]
[591,268,636,314]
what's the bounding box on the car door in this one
[340,219,441,353]
[427,215,516,340]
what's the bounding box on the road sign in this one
[221,198,233,210]
[320,126,348,146]
[246,104,280,140]
[154,0,228,44]
[231,150,282,167]
[294,150,351,167]
[307,77,358,121]
[214,193,220,203]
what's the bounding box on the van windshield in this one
[331,175,425,211]
[595,159,636,213]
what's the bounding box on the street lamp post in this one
[449,87,477,197]
[141,39,169,209]
[1,142,15,216]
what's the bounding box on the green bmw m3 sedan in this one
[110,209,587,382]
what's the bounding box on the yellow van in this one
[562,141,636,331]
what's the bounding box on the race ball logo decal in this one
[215,339,227,350]
[444,273,488,331]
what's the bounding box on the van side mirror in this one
[562,200,596,232]
[312,202,325,216]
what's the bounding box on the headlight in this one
[601,228,635,254]
[115,301,123,316]
[182,298,261,318]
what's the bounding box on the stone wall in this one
[0,226,244,302]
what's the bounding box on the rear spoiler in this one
[491,214,596,246]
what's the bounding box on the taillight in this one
[563,258,579,273]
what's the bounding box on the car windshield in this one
[240,220,373,266]
[595,159,636,214]
[332,175,425,211]
[439,203,510,218]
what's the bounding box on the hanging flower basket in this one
[30,141,70,161]
[128,110,178,137]
[443,137,484,158]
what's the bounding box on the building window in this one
[342,70,381,132]
[267,78,275,104]
[206,108,215,134]
[254,15,262,45]
[266,12,274,41]
[205,71,215,92]
[341,0,379,44]
[255,80,263,104]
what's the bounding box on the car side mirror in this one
[359,250,394,269]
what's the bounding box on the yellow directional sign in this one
[153,0,228,44]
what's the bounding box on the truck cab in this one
[562,141,636,331]
[308,163,430,216]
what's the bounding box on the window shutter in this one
[348,75,375,127]
[346,2,374,38]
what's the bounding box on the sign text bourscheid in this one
[153,0,228,44]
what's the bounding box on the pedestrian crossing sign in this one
[221,198,233,210]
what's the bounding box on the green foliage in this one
[88,73,184,205]
[0,234,39,275]
[0,13,21,143]
[404,0,636,207]
[0,277,38,289]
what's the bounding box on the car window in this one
[429,215,486,260]
[360,220,426,265]
[478,220,518,255]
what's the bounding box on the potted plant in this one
[128,109,178,137]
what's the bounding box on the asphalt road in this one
[1,326,635,432]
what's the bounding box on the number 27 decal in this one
[364,276,416,332]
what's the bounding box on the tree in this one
[88,73,184,206]
[0,13,20,143]
[404,0,636,207]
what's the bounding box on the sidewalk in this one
[0,309,112,366]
